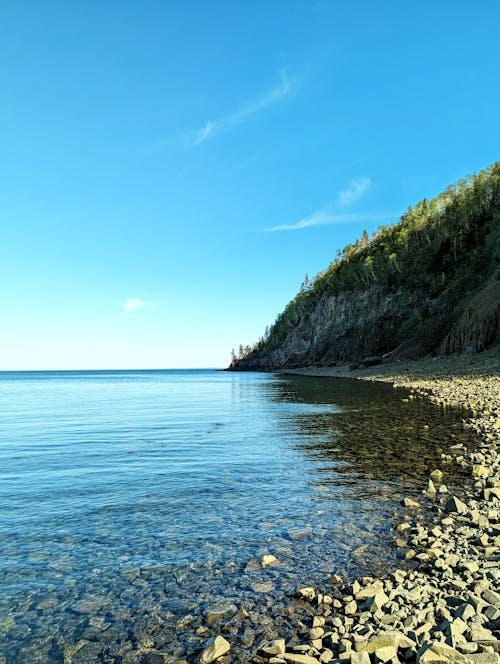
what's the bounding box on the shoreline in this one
[238,351,499,664]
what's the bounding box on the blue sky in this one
[1,1,499,369]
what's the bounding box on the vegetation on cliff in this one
[232,162,500,367]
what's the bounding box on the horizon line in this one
[0,367,227,373]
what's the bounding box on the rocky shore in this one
[199,351,499,664]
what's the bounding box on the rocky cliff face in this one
[231,165,500,371]
[233,276,499,371]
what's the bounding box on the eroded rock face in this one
[232,278,499,371]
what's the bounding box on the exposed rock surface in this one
[232,279,499,370]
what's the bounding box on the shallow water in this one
[0,370,478,662]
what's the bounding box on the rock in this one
[460,560,480,573]
[344,600,357,615]
[261,555,279,568]
[288,529,312,540]
[444,553,460,568]
[283,655,320,664]
[467,626,494,642]
[260,639,286,656]
[198,636,231,663]
[298,587,316,601]
[374,646,398,663]
[446,495,468,514]
[416,641,469,663]
[72,595,110,613]
[482,589,500,607]
[484,488,500,501]
[392,570,407,584]
[457,642,479,654]
[396,522,411,533]
[309,627,325,640]
[350,653,371,664]
[355,581,384,601]
[472,465,489,479]
[426,479,437,495]
[430,469,444,482]
[205,602,237,625]
[241,628,255,648]
[235,607,249,621]
[364,591,389,613]
[355,631,415,654]
[403,498,420,510]
[251,581,274,593]
[467,655,500,664]
[244,558,261,572]
[448,617,468,638]
[455,603,475,621]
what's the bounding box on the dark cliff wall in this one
[233,278,499,370]
[231,164,500,371]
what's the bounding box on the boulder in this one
[445,495,468,514]
[416,641,469,663]
[198,636,231,664]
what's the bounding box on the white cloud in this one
[337,177,372,207]
[266,176,385,232]
[190,69,294,147]
[124,298,150,313]
[266,210,390,232]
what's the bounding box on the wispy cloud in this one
[124,298,151,313]
[337,177,372,207]
[266,210,389,232]
[265,176,392,231]
[190,69,294,147]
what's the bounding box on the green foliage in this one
[249,162,500,356]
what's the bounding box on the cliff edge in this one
[230,163,500,370]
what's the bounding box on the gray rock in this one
[364,591,389,613]
[374,646,398,663]
[298,587,316,601]
[355,581,384,601]
[466,655,500,664]
[283,655,320,664]
[205,602,237,626]
[446,495,469,514]
[482,589,500,608]
[198,636,231,664]
[350,653,371,664]
[260,639,286,656]
[416,641,469,663]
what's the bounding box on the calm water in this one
[0,370,477,663]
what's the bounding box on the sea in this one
[0,369,477,662]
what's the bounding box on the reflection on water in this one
[0,370,477,663]
[274,375,472,491]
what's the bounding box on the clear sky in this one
[1,1,499,369]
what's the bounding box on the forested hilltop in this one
[230,163,500,370]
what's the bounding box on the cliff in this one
[231,163,500,370]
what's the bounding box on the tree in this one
[300,273,311,292]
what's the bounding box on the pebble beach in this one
[224,350,500,664]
